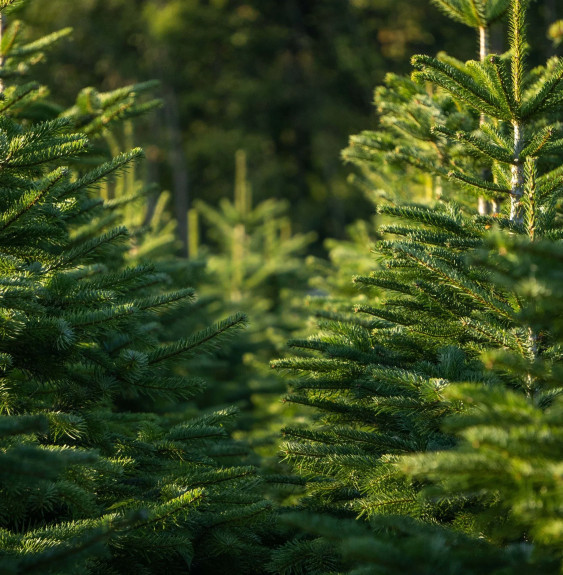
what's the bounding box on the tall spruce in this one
[0,4,277,574]
[270,0,563,573]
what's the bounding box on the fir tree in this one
[343,0,512,212]
[270,1,563,573]
[190,150,315,464]
[0,5,277,573]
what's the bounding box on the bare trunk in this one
[478,196,488,214]
[0,14,4,94]
[231,223,245,303]
[187,208,199,258]
[478,26,494,215]
[510,121,524,222]
[164,90,189,257]
[235,150,251,216]
[479,26,489,67]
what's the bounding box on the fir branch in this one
[433,125,513,164]
[9,27,73,57]
[379,225,481,249]
[0,82,42,113]
[521,58,563,118]
[67,303,136,328]
[509,0,528,106]
[282,394,377,423]
[377,205,473,236]
[47,227,129,271]
[488,54,517,116]
[147,312,247,365]
[0,0,21,11]
[273,357,360,375]
[180,467,257,489]
[131,489,206,531]
[0,414,47,436]
[448,169,512,194]
[388,242,515,320]
[128,376,206,401]
[97,80,161,108]
[353,273,416,296]
[431,0,479,27]
[411,54,509,120]
[201,500,272,530]
[0,167,67,232]
[520,127,554,159]
[59,149,144,200]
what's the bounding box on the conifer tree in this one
[190,150,315,460]
[0,5,277,573]
[270,1,563,573]
[343,0,512,211]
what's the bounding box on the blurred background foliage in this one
[18,0,545,251]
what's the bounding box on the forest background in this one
[21,0,560,249]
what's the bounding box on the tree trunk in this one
[0,13,5,93]
[510,121,524,222]
[164,89,189,257]
[478,26,495,216]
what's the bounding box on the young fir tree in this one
[269,0,563,573]
[190,150,315,461]
[343,0,511,211]
[0,5,278,573]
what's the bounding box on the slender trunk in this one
[478,26,493,215]
[164,89,189,257]
[0,13,5,94]
[231,223,245,303]
[235,150,251,217]
[510,121,524,222]
[479,25,489,66]
[509,0,526,222]
[489,20,504,223]
[187,208,199,258]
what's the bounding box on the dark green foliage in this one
[1,0,562,573]
[0,7,277,574]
